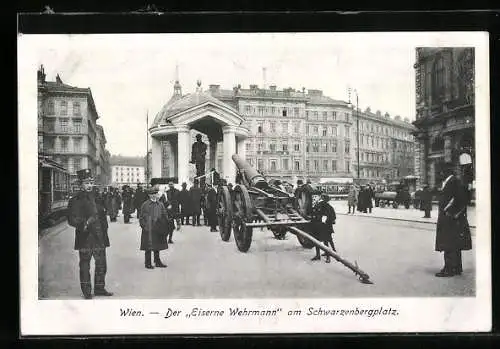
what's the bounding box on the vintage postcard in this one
[19,31,490,335]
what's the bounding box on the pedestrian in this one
[107,187,121,222]
[311,193,337,263]
[206,183,218,232]
[366,184,374,213]
[67,169,113,299]
[347,184,357,214]
[434,169,472,277]
[189,179,203,226]
[160,182,180,243]
[202,184,209,226]
[179,182,191,225]
[133,185,148,217]
[122,185,133,224]
[139,185,169,269]
[421,184,432,218]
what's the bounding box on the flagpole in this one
[146,110,149,185]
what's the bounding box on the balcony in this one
[43,125,88,135]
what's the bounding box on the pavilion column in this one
[177,126,191,185]
[209,138,217,171]
[237,137,246,161]
[222,126,237,184]
[151,136,162,179]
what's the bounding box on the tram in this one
[38,156,71,227]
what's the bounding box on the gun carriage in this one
[215,154,373,284]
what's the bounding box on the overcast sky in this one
[25,32,477,157]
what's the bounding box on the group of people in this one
[346,184,376,214]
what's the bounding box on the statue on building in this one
[191,134,207,187]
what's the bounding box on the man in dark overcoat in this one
[133,185,148,216]
[420,184,433,218]
[160,182,180,242]
[366,184,374,213]
[206,183,218,232]
[122,185,134,223]
[178,182,192,225]
[434,169,472,277]
[67,169,113,299]
[311,193,337,263]
[107,187,121,222]
[189,179,202,226]
[139,185,169,269]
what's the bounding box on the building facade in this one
[207,84,416,183]
[110,156,146,187]
[412,48,475,195]
[37,65,109,186]
[95,125,111,185]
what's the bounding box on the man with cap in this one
[67,169,113,299]
[191,134,207,188]
[139,185,169,269]
[311,193,337,263]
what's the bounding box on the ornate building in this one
[37,65,110,185]
[412,48,475,195]
[208,84,416,183]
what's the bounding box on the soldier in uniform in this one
[311,193,337,263]
[434,169,472,277]
[139,185,169,269]
[191,134,207,188]
[67,169,113,299]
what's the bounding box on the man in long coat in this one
[189,179,202,226]
[206,183,218,232]
[139,186,169,269]
[160,182,179,242]
[178,182,192,225]
[311,193,337,263]
[122,185,134,223]
[420,184,433,218]
[347,185,357,214]
[435,169,472,277]
[106,187,121,222]
[133,185,148,216]
[67,169,113,299]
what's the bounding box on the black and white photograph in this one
[19,32,490,335]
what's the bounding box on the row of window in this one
[246,158,350,173]
[359,120,412,140]
[44,117,84,133]
[42,136,85,153]
[242,105,351,122]
[360,152,389,163]
[46,99,82,116]
[113,167,143,173]
[245,140,349,154]
[54,156,85,174]
[254,121,351,137]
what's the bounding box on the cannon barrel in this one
[232,154,268,189]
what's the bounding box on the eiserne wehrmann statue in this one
[191,134,207,179]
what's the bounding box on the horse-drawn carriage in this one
[215,154,373,284]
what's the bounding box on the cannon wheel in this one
[379,200,386,208]
[232,185,253,252]
[217,186,233,242]
[392,201,399,209]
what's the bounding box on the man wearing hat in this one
[311,193,337,263]
[160,181,180,241]
[67,169,113,299]
[179,182,192,226]
[139,185,169,269]
[420,183,432,218]
[191,134,207,188]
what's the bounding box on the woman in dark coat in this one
[311,193,337,263]
[139,186,169,269]
[189,180,202,226]
[435,170,472,277]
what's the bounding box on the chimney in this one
[37,65,46,84]
[308,89,323,97]
[365,107,371,113]
[394,115,401,121]
[209,84,220,94]
[262,67,267,89]
[269,85,277,91]
[404,117,410,123]
[376,110,381,116]
[250,84,258,90]
[384,112,390,118]
[55,74,63,84]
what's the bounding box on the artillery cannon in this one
[215,154,373,284]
